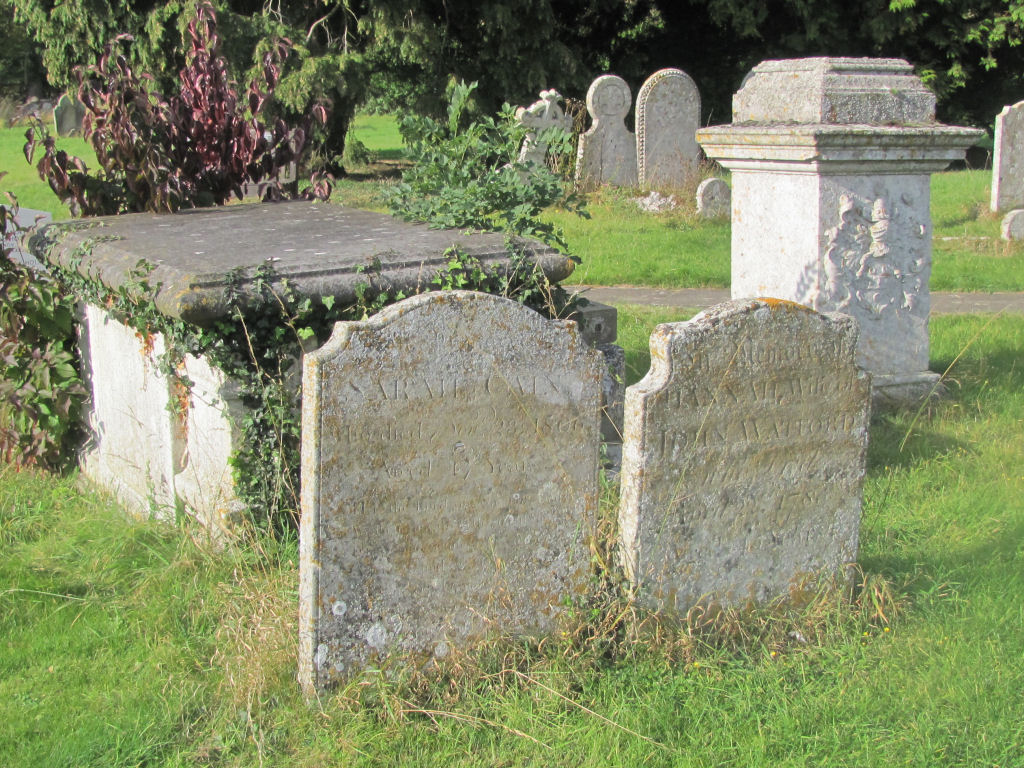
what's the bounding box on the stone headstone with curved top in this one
[298,290,604,693]
[636,68,701,190]
[618,299,871,613]
[575,75,638,188]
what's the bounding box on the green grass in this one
[0,126,96,220]
[4,118,1024,293]
[3,314,1023,766]
[348,112,406,159]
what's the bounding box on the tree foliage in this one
[25,2,328,216]
[12,0,1024,144]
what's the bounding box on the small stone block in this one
[1001,209,1024,240]
[696,178,730,218]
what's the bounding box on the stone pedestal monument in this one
[697,58,982,405]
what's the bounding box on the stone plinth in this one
[29,203,581,527]
[697,58,983,404]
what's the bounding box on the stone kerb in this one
[575,75,638,189]
[991,101,1024,213]
[299,290,604,693]
[697,57,984,405]
[636,68,701,190]
[618,299,871,613]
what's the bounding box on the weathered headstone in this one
[2,207,52,271]
[618,299,871,612]
[695,178,730,218]
[53,93,86,137]
[636,68,701,190]
[1001,209,1024,240]
[991,101,1024,213]
[516,89,572,167]
[299,290,603,693]
[698,58,983,405]
[575,75,638,189]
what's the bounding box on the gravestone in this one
[53,93,86,137]
[516,89,572,167]
[618,299,871,612]
[991,101,1024,213]
[1001,209,1024,240]
[299,290,603,693]
[2,208,52,271]
[575,75,638,189]
[695,178,730,218]
[636,69,701,190]
[698,58,983,405]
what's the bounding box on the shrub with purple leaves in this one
[24,2,330,217]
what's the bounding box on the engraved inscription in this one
[618,300,871,614]
[299,291,603,694]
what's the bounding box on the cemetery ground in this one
[2,116,1024,764]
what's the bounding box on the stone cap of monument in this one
[29,201,575,326]
[732,57,937,125]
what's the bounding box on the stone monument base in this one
[871,371,943,410]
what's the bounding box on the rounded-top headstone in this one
[696,177,730,218]
[1001,209,1024,240]
[636,68,702,189]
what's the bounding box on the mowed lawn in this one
[3,117,1024,291]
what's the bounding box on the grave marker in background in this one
[618,299,871,612]
[299,290,603,693]
[575,75,638,189]
[696,178,730,218]
[991,101,1024,213]
[53,93,86,137]
[636,68,701,190]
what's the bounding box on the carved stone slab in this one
[636,68,701,189]
[299,290,603,693]
[575,75,638,188]
[991,101,1024,213]
[30,202,575,325]
[618,299,871,612]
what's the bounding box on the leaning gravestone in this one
[695,178,730,218]
[618,299,871,612]
[636,68,701,190]
[575,75,638,188]
[516,89,573,167]
[53,93,87,137]
[299,290,604,693]
[991,101,1024,213]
